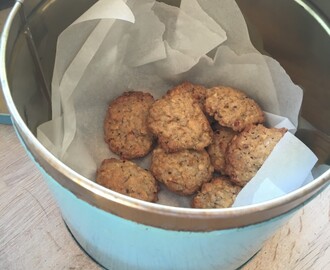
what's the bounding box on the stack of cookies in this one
[96,82,286,208]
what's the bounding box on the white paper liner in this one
[37,0,319,208]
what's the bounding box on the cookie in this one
[192,177,242,208]
[96,158,158,202]
[104,91,155,159]
[167,82,207,113]
[205,86,265,131]
[225,124,286,186]
[148,92,213,152]
[150,147,214,195]
[207,126,237,174]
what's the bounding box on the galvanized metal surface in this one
[0,7,10,118]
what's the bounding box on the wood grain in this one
[0,125,100,270]
[0,124,329,269]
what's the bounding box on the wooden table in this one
[0,124,329,269]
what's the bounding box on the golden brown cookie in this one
[167,82,207,113]
[150,147,214,195]
[205,86,265,131]
[104,91,155,159]
[147,92,213,152]
[225,125,286,186]
[96,158,158,202]
[207,126,237,174]
[192,177,242,208]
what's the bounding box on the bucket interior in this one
[4,0,330,166]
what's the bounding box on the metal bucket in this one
[1,0,329,269]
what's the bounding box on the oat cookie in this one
[148,92,213,152]
[96,158,158,202]
[207,126,237,174]
[167,82,208,113]
[205,86,264,131]
[226,125,286,186]
[150,147,214,195]
[192,177,242,208]
[104,91,155,159]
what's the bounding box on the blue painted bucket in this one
[1,1,329,269]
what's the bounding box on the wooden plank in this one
[0,125,100,270]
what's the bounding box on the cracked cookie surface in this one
[192,177,241,208]
[150,147,214,195]
[207,126,237,174]
[225,125,286,186]
[166,82,208,113]
[96,158,158,202]
[205,86,264,131]
[104,91,155,159]
[148,91,213,152]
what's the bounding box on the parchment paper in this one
[37,0,318,207]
